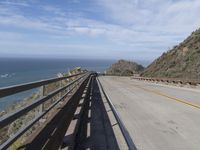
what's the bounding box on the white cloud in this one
[0,0,30,7]
[0,31,24,41]
[0,0,200,60]
[97,0,200,33]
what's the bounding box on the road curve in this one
[99,76,200,150]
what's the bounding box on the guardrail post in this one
[59,80,62,99]
[68,84,71,93]
[75,76,78,89]
[77,77,81,87]
[39,85,45,114]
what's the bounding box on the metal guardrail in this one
[0,72,85,98]
[0,71,90,150]
[101,74,200,85]
[97,77,137,150]
[132,77,200,86]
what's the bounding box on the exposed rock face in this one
[106,60,144,76]
[141,28,200,79]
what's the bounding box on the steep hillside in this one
[142,28,200,79]
[106,60,144,76]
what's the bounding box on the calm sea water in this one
[0,58,115,110]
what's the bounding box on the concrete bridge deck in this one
[2,74,200,150]
[61,76,128,150]
[99,76,200,150]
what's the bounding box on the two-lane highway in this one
[99,76,200,150]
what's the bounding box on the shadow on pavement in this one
[74,77,120,150]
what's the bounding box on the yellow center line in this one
[133,84,200,110]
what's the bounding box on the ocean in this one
[0,58,115,110]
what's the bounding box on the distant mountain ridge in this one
[106,59,144,76]
[141,28,200,79]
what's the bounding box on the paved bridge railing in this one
[0,71,91,150]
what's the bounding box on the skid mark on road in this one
[132,84,200,110]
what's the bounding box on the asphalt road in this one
[99,76,200,150]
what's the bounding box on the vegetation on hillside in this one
[141,28,200,79]
[106,59,144,76]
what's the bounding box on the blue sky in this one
[0,0,200,62]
